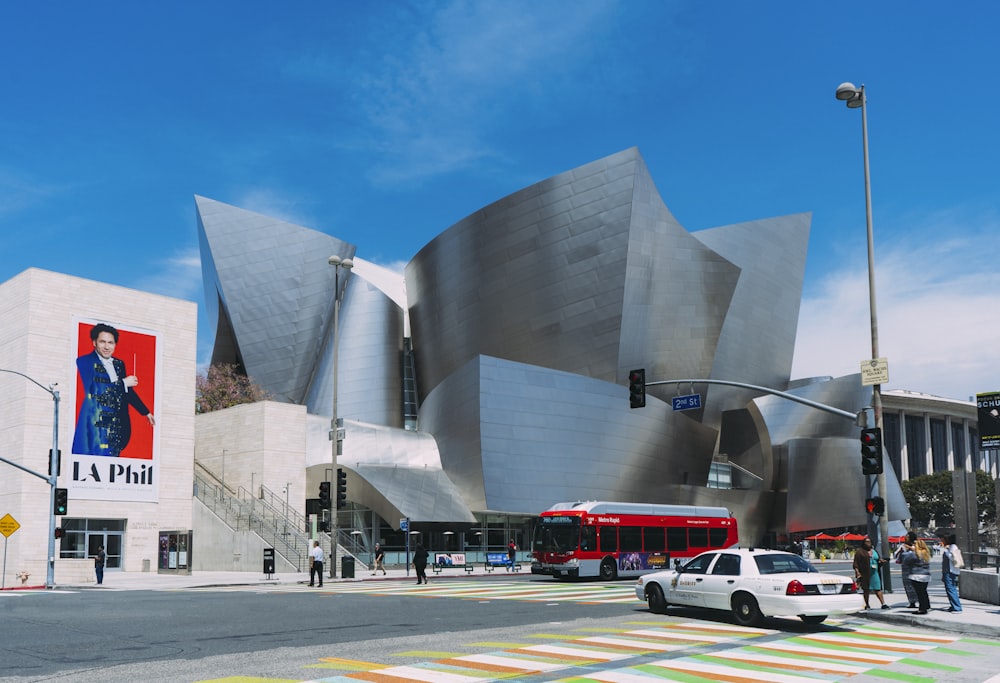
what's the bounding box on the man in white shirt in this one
[309,540,324,587]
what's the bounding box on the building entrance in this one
[87,530,123,569]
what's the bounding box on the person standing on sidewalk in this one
[309,541,324,587]
[93,545,107,585]
[413,543,429,584]
[894,531,918,608]
[853,538,889,610]
[939,533,964,613]
[902,539,932,614]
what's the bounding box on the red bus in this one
[531,501,739,580]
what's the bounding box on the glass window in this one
[598,526,617,553]
[643,527,665,552]
[620,526,642,552]
[666,527,687,551]
[709,528,730,548]
[689,527,709,548]
[580,525,596,552]
[711,553,741,576]
[682,553,715,574]
[931,419,948,471]
[906,415,927,476]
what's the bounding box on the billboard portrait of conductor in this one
[72,323,155,457]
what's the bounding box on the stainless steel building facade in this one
[197,147,914,545]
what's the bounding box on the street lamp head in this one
[341,258,354,271]
[835,82,863,108]
[328,255,341,267]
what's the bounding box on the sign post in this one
[1,513,21,589]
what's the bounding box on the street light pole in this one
[836,82,891,588]
[0,369,60,589]
[328,254,353,578]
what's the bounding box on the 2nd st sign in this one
[671,394,702,411]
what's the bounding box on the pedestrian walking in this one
[309,540,324,587]
[93,545,107,585]
[939,532,964,613]
[372,543,386,575]
[413,543,429,584]
[507,538,517,571]
[901,538,932,614]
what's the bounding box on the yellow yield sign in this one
[0,513,20,537]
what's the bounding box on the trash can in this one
[341,556,355,579]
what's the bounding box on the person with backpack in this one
[939,532,964,613]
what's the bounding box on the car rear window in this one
[754,554,817,575]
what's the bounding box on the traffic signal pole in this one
[0,369,60,589]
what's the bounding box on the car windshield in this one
[753,553,818,575]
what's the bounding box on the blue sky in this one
[2,1,997,402]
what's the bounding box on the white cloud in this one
[133,247,203,303]
[793,215,1000,401]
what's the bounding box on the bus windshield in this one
[534,517,580,553]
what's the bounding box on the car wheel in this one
[599,558,618,581]
[646,584,668,614]
[799,615,827,625]
[731,592,763,627]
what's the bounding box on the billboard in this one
[70,320,160,502]
[978,391,1000,450]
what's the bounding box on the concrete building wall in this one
[194,401,308,502]
[0,268,196,583]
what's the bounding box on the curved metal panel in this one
[195,195,354,403]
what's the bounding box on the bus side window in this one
[620,526,642,552]
[580,526,596,551]
[599,526,618,553]
[667,527,687,552]
[689,527,708,548]
[643,527,665,552]
[709,527,730,547]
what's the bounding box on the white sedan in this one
[635,548,860,626]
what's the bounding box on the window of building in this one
[58,518,126,569]
[905,415,927,477]
[951,422,967,469]
[930,419,948,471]
[883,412,901,474]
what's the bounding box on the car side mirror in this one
[674,558,682,571]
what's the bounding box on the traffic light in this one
[336,468,347,509]
[54,527,64,539]
[860,427,883,475]
[53,487,68,515]
[865,496,885,516]
[628,368,646,409]
[318,481,331,509]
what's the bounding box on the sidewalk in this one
[13,563,1000,639]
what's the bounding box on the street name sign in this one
[671,394,702,411]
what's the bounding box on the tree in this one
[901,470,997,528]
[195,363,270,413]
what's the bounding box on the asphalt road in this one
[0,577,625,681]
[3,570,998,683]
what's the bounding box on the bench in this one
[484,551,520,572]
[432,553,474,574]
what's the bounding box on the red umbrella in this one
[805,533,836,541]
[838,533,866,541]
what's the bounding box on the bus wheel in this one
[731,592,762,627]
[599,558,618,581]
[646,584,668,614]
